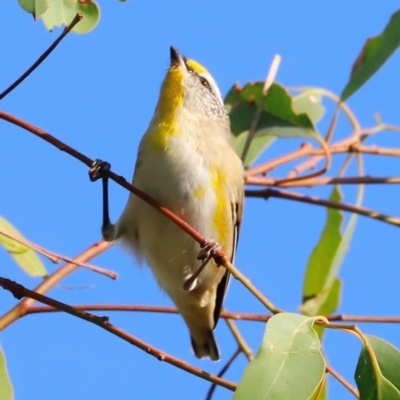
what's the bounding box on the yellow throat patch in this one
[146,67,184,152]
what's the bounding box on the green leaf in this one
[18,0,49,18]
[292,90,326,124]
[40,0,100,33]
[0,216,47,277]
[355,335,400,399]
[225,82,321,167]
[341,10,400,101]
[301,187,343,316]
[233,313,326,400]
[301,180,363,321]
[0,347,13,400]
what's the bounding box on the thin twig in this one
[0,13,83,100]
[0,240,113,331]
[326,365,359,398]
[205,347,242,400]
[245,124,400,178]
[0,277,236,392]
[246,188,400,227]
[24,305,400,323]
[0,227,117,279]
[224,316,254,361]
[284,110,337,180]
[215,255,282,314]
[245,142,313,177]
[246,175,400,187]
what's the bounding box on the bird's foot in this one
[89,159,111,182]
[197,240,222,262]
[182,240,222,292]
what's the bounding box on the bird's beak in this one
[170,46,186,68]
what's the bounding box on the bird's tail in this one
[191,331,220,361]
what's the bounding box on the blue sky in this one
[1,1,400,399]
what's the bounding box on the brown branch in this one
[282,125,393,178]
[24,305,400,323]
[205,347,242,400]
[0,277,236,392]
[0,240,113,330]
[326,365,359,398]
[245,142,313,177]
[224,316,254,361]
[218,255,282,314]
[0,13,83,100]
[328,314,400,323]
[246,188,400,227]
[0,227,117,279]
[246,175,400,187]
[245,125,400,178]
[274,137,332,186]
[281,110,337,181]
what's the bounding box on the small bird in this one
[90,47,244,361]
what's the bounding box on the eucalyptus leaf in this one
[233,313,326,400]
[302,187,342,315]
[18,0,48,18]
[292,90,325,124]
[0,216,47,277]
[355,335,400,399]
[40,0,100,33]
[341,9,400,101]
[302,180,363,320]
[0,347,13,400]
[226,82,321,167]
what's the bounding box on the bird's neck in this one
[146,69,185,152]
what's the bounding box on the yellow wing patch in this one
[186,59,209,75]
[211,168,229,245]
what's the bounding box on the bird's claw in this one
[183,240,222,291]
[89,159,111,182]
[197,240,222,262]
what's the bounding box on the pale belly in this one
[116,148,225,295]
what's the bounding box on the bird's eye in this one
[200,77,210,89]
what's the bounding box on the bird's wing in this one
[213,191,244,328]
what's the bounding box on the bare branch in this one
[216,254,283,314]
[224,316,254,361]
[246,188,400,227]
[246,175,400,187]
[0,240,113,330]
[326,365,359,398]
[0,277,236,392]
[0,227,117,279]
[245,125,400,179]
[24,305,400,323]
